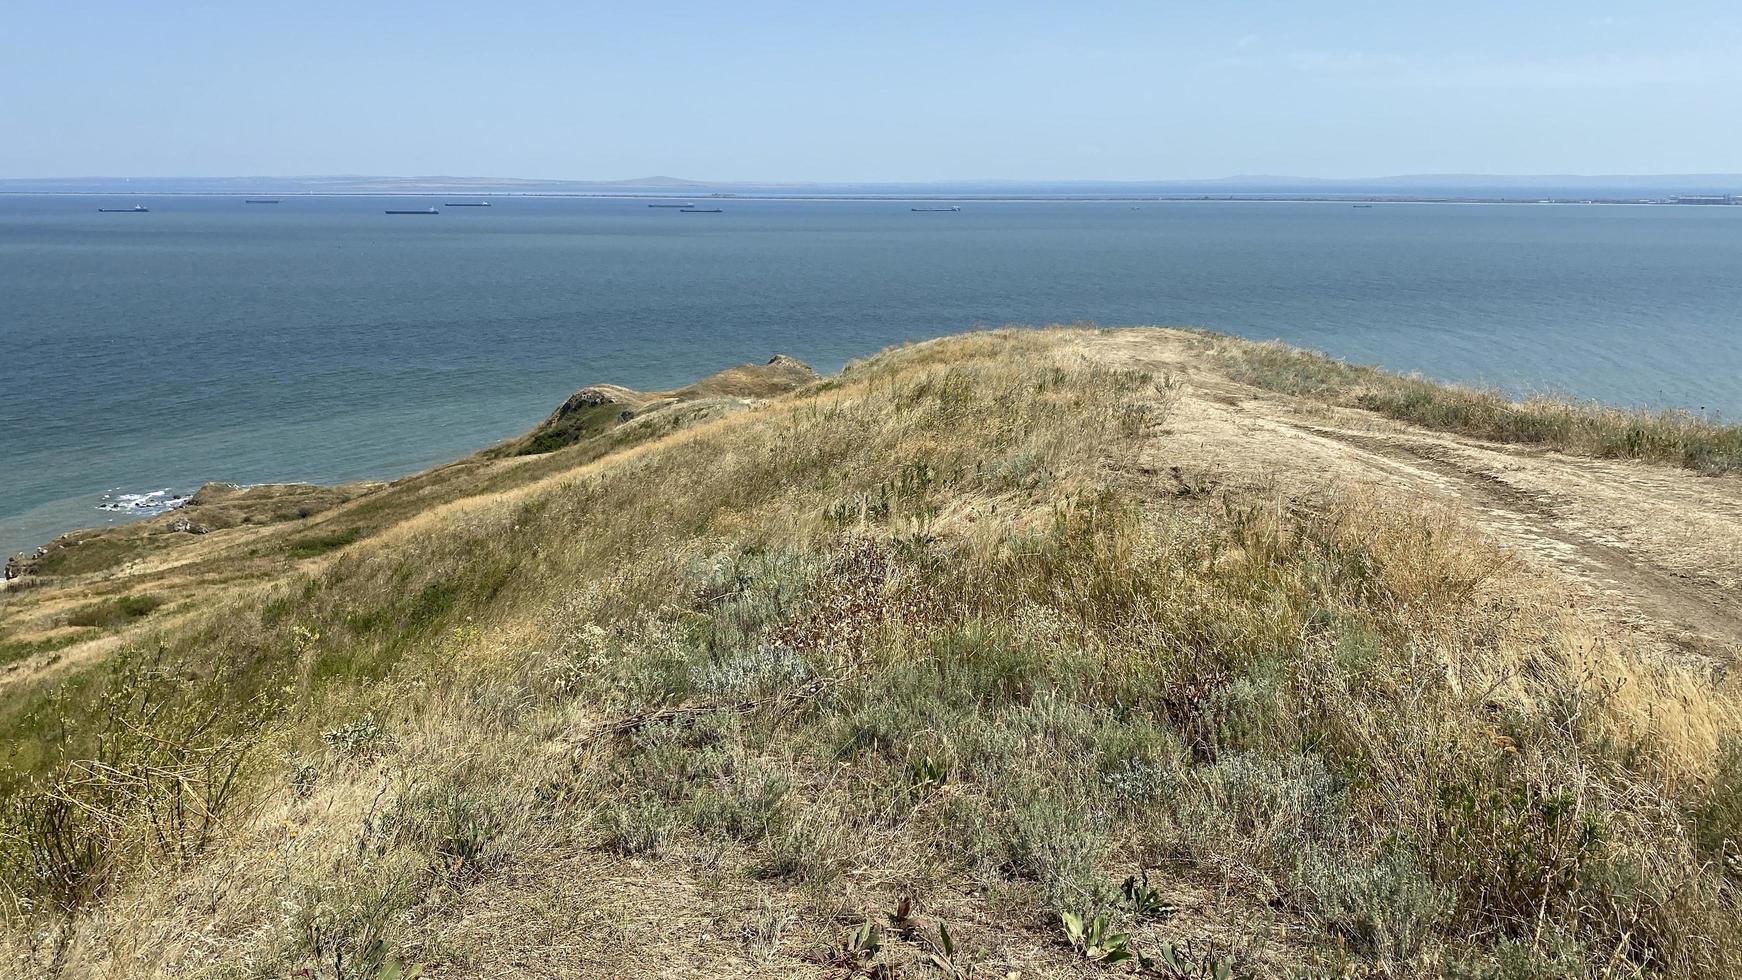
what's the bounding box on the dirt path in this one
[1076,329,1742,670]
[1303,423,1742,666]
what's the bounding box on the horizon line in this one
[8,171,1742,185]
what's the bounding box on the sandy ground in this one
[1076,329,1742,672]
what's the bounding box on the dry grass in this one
[1200,333,1742,474]
[3,328,1740,978]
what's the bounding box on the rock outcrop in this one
[494,354,818,457]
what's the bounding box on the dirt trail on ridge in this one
[1075,329,1742,670]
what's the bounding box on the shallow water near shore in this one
[4,194,1740,557]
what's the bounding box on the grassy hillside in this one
[0,357,818,702]
[1199,334,1742,473]
[3,329,1741,978]
[488,355,817,457]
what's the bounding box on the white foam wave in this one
[97,487,192,516]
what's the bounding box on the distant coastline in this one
[6,171,1742,206]
[5,190,1737,207]
[8,191,1741,561]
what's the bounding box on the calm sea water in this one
[4,195,1740,557]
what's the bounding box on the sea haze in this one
[3,194,1740,557]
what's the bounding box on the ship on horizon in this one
[97,204,149,213]
[244,199,280,204]
[911,205,961,212]
[385,207,439,215]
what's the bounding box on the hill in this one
[2,328,1740,978]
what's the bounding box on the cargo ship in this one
[911,206,961,212]
[245,199,280,204]
[679,208,723,213]
[98,204,150,213]
[385,208,440,215]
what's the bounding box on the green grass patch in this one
[284,528,362,559]
[62,593,165,629]
[30,535,153,577]
[0,631,86,667]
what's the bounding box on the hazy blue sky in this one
[5,1,1739,180]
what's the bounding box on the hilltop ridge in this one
[2,328,1741,978]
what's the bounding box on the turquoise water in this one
[4,195,1740,557]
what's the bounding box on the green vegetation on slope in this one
[0,358,819,686]
[60,593,164,629]
[490,354,818,457]
[1202,333,1742,473]
[2,329,1740,978]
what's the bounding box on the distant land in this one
[6,173,1742,203]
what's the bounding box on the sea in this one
[4,194,1740,558]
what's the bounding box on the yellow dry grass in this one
[4,327,1740,979]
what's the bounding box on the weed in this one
[289,758,320,799]
[1121,871,1176,921]
[741,898,798,964]
[1694,736,1742,868]
[1301,848,1451,969]
[373,957,423,980]
[0,646,269,911]
[692,644,811,698]
[1141,939,1257,980]
[998,788,1104,911]
[829,920,885,973]
[1061,910,1134,965]
[324,715,394,761]
[683,750,789,842]
[905,754,949,796]
[390,784,504,881]
[598,792,673,856]
[752,814,839,884]
[293,863,418,980]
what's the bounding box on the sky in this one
[4,1,1740,181]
